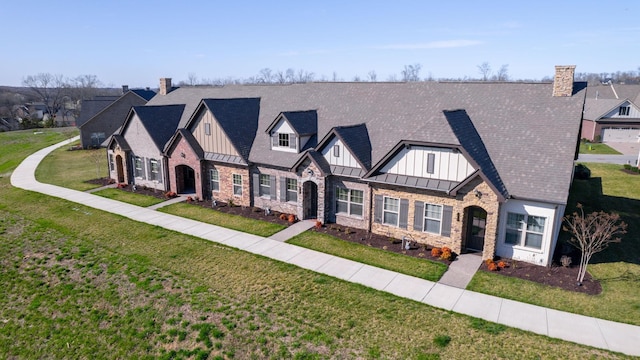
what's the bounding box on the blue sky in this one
[3,0,639,87]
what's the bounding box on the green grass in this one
[579,142,621,154]
[0,128,77,176]
[35,141,107,191]
[92,188,166,207]
[0,129,627,358]
[159,202,285,237]
[288,231,447,281]
[468,162,640,326]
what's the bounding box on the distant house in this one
[107,68,586,267]
[581,83,640,142]
[77,87,156,148]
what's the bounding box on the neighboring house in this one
[110,67,586,267]
[581,83,640,142]
[77,87,156,148]
[107,104,185,191]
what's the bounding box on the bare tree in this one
[562,204,627,285]
[367,70,377,82]
[401,64,422,82]
[258,68,273,83]
[187,73,198,86]
[477,62,492,81]
[495,64,509,81]
[22,73,67,125]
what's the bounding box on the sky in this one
[3,0,639,87]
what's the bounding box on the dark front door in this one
[176,165,196,193]
[466,206,487,252]
[303,181,318,219]
[115,155,125,183]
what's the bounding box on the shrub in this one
[344,227,352,235]
[314,220,322,230]
[287,214,296,224]
[227,198,235,207]
[487,262,498,271]
[560,255,572,268]
[497,260,507,269]
[431,247,442,258]
[186,196,193,202]
[485,258,494,266]
[279,213,287,221]
[433,334,451,348]
[164,191,177,199]
[440,247,452,261]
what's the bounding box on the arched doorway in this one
[302,181,318,219]
[465,206,487,252]
[115,155,125,183]
[176,165,196,194]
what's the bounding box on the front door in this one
[303,181,318,219]
[466,206,487,252]
[115,155,125,183]
[176,165,196,193]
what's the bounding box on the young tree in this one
[401,63,421,82]
[477,62,491,81]
[563,204,627,285]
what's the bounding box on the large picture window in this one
[210,169,219,192]
[505,212,545,250]
[383,197,400,226]
[423,203,442,234]
[233,174,242,196]
[336,188,364,217]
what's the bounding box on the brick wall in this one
[167,136,203,199]
[209,163,251,207]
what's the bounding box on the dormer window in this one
[271,131,297,151]
[619,106,630,116]
[266,110,317,153]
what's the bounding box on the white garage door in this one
[601,127,640,142]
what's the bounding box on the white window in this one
[278,133,289,147]
[333,145,340,157]
[336,188,364,217]
[149,159,160,181]
[286,178,297,202]
[272,132,297,150]
[505,212,545,250]
[205,123,211,135]
[619,106,630,116]
[383,197,399,226]
[423,203,442,234]
[232,174,242,196]
[134,157,144,178]
[210,169,219,192]
[259,174,270,197]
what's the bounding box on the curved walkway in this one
[10,137,640,357]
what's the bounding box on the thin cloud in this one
[374,40,483,50]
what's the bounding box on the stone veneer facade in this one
[552,65,575,97]
[326,177,370,230]
[208,162,251,207]
[109,145,130,184]
[371,177,500,260]
[252,166,300,216]
[293,159,326,222]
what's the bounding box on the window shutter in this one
[147,158,152,180]
[374,195,383,223]
[399,198,409,229]
[280,178,287,202]
[272,134,278,147]
[142,157,147,180]
[270,175,277,200]
[252,173,260,197]
[427,153,435,174]
[441,205,453,237]
[289,134,297,149]
[413,201,424,231]
[157,160,163,183]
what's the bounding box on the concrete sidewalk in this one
[9,137,640,357]
[438,253,483,288]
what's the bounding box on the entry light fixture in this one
[474,189,482,198]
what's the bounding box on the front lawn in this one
[468,162,640,325]
[36,141,107,191]
[288,231,448,281]
[159,202,285,237]
[579,142,621,154]
[92,188,166,207]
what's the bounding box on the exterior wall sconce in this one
[180,152,185,158]
[474,189,482,198]
[456,212,460,221]
[306,169,314,176]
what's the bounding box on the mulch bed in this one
[86,178,602,294]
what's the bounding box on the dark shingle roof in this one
[200,98,260,161]
[443,109,508,200]
[164,129,204,159]
[146,81,586,204]
[332,124,372,170]
[76,99,116,127]
[130,104,185,150]
[130,89,157,101]
[281,110,317,135]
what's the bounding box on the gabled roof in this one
[317,123,372,170]
[443,109,508,201]
[123,104,185,150]
[291,149,331,176]
[107,134,131,152]
[583,98,638,121]
[77,91,153,129]
[130,89,157,101]
[164,129,204,159]
[194,98,260,161]
[266,110,317,136]
[76,98,116,127]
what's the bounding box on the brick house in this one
[111,66,586,266]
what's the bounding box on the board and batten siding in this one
[604,101,640,119]
[192,110,240,156]
[321,137,361,168]
[380,146,474,181]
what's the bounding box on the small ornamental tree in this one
[562,204,627,285]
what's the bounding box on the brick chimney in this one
[122,85,129,94]
[552,65,576,97]
[159,78,172,95]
